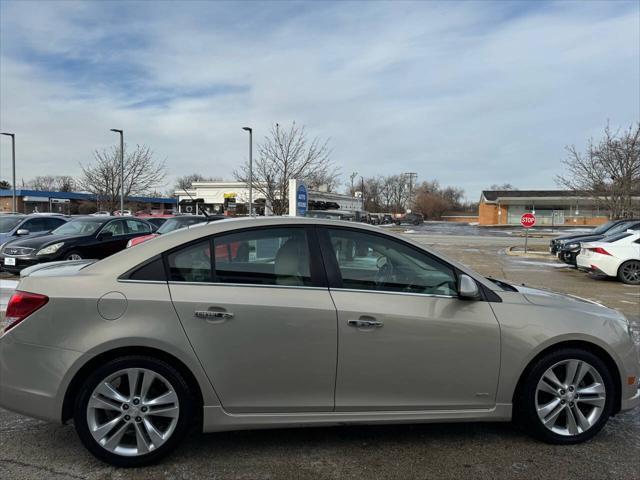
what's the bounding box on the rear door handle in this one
[348,319,383,328]
[194,310,234,321]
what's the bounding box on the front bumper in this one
[0,333,86,423]
[0,254,53,275]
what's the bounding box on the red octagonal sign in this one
[520,213,536,228]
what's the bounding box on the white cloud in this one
[0,0,638,200]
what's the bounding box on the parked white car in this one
[577,230,640,284]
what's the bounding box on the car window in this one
[52,220,101,235]
[157,217,207,234]
[326,228,458,296]
[101,220,127,237]
[125,219,152,234]
[167,240,212,282]
[0,216,24,233]
[45,217,66,230]
[214,228,312,286]
[21,218,47,232]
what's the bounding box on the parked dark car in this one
[127,214,222,247]
[557,219,640,265]
[549,219,633,255]
[395,212,424,226]
[0,216,155,274]
[0,214,68,249]
[381,214,394,224]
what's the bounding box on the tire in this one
[516,348,614,445]
[618,260,640,285]
[412,220,419,226]
[395,221,401,225]
[74,355,195,467]
[66,251,83,261]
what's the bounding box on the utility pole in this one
[110,129,124,214]
[242,127,253,216]
[0,132,16,212]
[403,172,417,211]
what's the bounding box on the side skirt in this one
[202,404,513,433]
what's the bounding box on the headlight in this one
[629,322,640,346]
[567,243,579,249]
[36,242,64,256]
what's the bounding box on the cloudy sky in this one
[1,0,638,200]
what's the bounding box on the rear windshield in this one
[602,232,632,243]
[0,216,23,233]
[157,217,207,234]
[592,221,617,234]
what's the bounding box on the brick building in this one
[478,190,639,226]
[0,189,177,214]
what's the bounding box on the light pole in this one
[110,129,124,215]
[0,132,16,212]
[242,127,253,217]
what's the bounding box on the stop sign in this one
[520,213,536,228]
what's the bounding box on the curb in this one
[505,246,555,258]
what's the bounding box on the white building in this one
[175,181,360,215]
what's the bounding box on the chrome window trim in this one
[117,279,168,285]
[330,287,457,300]
[166,281,328,291]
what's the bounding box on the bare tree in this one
[234,122,338,215]
[79,144,167,211]
[174,173,221,192]
[489,183,517,190]
[556,123,640,219]
[26,175,76,192]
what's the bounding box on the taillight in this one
[2,291,49,334]
[590,247,612,256]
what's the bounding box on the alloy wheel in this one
[620,261,640,284]
[68,253,83,261]
[535,359,606,436]
[86,368,180,457]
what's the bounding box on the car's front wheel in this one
[517,348,614,444]
[66,251,83,261]
[74,356,194,467]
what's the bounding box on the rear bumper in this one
[0,333,85,423]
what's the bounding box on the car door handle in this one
[348,319,383,328]
[194,310,234,321]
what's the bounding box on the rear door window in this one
[213,228,312,286]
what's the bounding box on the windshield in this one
[605,221,635,235]
[157,217,207,234]
[0,216,23,233]
[52,220,101,236]
[592,221,617,234]
[603,232,633,243]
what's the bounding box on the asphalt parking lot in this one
[0,229,638,480]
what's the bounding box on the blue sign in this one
[296,183,308,216]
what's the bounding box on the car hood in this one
[2,233,87,249]
[517,284,609,312]
[559,234,604,246]
[552,231,595,242]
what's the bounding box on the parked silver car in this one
[0,217,638,467]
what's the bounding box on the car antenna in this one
[180,188,210,219]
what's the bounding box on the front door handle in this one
[348,319,383,328]
[194,310,234,321]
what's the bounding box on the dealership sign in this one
[296,184,308,216]
[520,213,536,228]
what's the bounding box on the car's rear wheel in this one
[74,356,194,467]
[517,348,614,444]
[66,251,83,261]
[618,260,640,285]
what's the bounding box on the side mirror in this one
[98,231,113,240]
[16,229,29,236]
[458,274,481,300]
